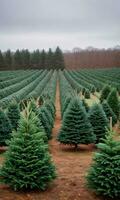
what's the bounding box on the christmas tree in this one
[86,128,120,199]
[0,108,12,146]
[100,84,111,102]
[84,89,90,99]
[7,100,20,130]
[58,97,96,149]
[107,88,119,119]
[102,101,117,126]
[89,103,108,143]
[0,104,56,191]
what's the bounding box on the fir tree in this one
[100,84,111,102]
[86,128,120,199]
[0,50,5,70]
[53,47,65,70]
[0,109,12,146]
[102,101,117,126]
[58,97,96,149]
[0,105,56,191]
[89,104,108,143]
[7,100,20,130]
[91,86,96,94]
[107,88,119,119]
[84,89,90,99]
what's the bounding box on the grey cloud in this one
[0,0,120,49]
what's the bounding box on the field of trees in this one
[0,68,120,200]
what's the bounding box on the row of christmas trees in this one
[58,84,120,148]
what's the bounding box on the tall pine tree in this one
[107,88,119,119]
[102,101,117,126]
[86,128,120,199]
[0,104,56,191]
[58,97,96,149]
[89,103,108,143]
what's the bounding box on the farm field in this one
[0,68,120,200]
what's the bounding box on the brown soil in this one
[0,82,119,200]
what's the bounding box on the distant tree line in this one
[64,48,120,69]
[0,47,65,70]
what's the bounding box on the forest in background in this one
[64,48,120,69]
[0,47,120,70]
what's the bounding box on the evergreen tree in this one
[84,89,90,99]
[89,104,108,143]
[46,48,54,69]
[90,86,96,94]
[7,100,20,130]
[14,49,22,69]
[86,128,120,199]
[107,88,119,119]
[102,101,117,126]
[40,49,46,69]
[0,109,12,146]
[100,85,111,102]
[5,49,12,69]
[58,97,96,149]
[21,49,30,68]
[0,50,5,70]
[0,105,56,191]
[53,46,65,70]
[30,49,40,68]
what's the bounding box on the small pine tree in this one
[7,100,20,130]
[84,89,90,99]
[0,105,56,191]
[86,128,120,199]
[107,88,119,119]
[100,85,111,102]
[89,104,108,143]
[91,86,96,94]
[102,101,117,126]
[0,109,12,146]
[58,97,96,149]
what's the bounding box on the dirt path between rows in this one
[0,82,105,200]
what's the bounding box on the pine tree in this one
[89,104,108,143]
[0,50,5,70]
[14,49,22,69]
[84,89,90,99]
[7,100,20,130]
[53,47,65,70]
[90,86,96,94]
[102,101,117,126]
[107,88,119,119]
[58,97,96,149]
[86,128,120,199]
[5,49,12,69]
[100,85,111,102]
[0,105,56,191]
[0,109,12,146]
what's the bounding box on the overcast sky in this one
[0,0,120,51]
